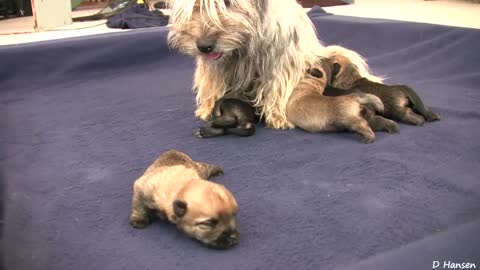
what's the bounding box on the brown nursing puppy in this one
[307,65,399,134]
[287,59,384,144]
[324,54,440,126]
[129,150,239,249]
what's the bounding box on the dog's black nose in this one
[222,229,239,243]
[196,38,216,53]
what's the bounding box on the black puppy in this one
[195,97,257,138]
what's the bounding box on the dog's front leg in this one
[255,81,296,130]
[193,64,227,121]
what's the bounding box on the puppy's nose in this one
[196,38,216,53]
[222,230,239,242]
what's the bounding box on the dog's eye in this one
[224,0,231,7]
[196,218,218,228]
[308,68,323,78]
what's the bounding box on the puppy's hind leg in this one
[225,122,256,137]
[225,127,255,137]
[391,106,425,126]
[342,116,376,144]
[130,181,153,229]
[211,115,237,128]
[362,107,399,133]
[338,94,381,143]
[195,126,226,138]
[397,85,440,121]
[196,162,224,179]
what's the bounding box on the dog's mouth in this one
[205,52,223,61]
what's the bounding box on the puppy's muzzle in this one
[196,37,217,54]
[208,229,239,249]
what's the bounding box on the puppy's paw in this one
[413,116,425,126]
[209,165,224,178]
[425,111,440,122]
[129,217,151,229]
[384,120,400,134]
[361,135,375,144]
[194,128,207,138]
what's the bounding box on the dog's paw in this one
[209,165,224,178]
[385,120,400,134]
[412,116,426,126]
[361,136,375,144]
[129,217,151,229]
[357,128,375,144]
[425,111,440,122]
[194,128,207,138]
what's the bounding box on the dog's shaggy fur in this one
[167,0,383,129]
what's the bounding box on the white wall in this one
[33,0,72,31]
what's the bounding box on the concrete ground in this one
[0,0,479,46]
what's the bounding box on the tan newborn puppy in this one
[129,150,239,249]
[287,60,384,143]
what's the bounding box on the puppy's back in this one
[218,98,256,122]
[146,150,193,172]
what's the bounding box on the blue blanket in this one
[1,7,479,270]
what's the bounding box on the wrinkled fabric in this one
[106,4,169,29]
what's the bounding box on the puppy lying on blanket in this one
[307,67,399,134]
[325,55,440,126]
[195,97,257,138]
[129,150,239,249]
[287,62,384,144]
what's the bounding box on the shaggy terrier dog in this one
[167,0,383,130]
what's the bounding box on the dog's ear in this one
[173,200,188,217]
[329,63,341,84]
[332,63,341,77]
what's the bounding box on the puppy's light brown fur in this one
[129,150,239,249]
[286,61,384,143]
[314,59,400,134]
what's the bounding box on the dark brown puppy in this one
[130,150,239,249]
[195,97,257,138]
[349,78,440,125]
[325,55,440,126]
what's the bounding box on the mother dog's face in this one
[167,0,258,62]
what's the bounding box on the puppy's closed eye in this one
[195,218,219,229]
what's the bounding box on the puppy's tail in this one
[352,93,384,114]
[398,86,440,121]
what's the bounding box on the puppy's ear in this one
[332,63,341,77]
[329,63,341,85]
[173,200,188,217]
